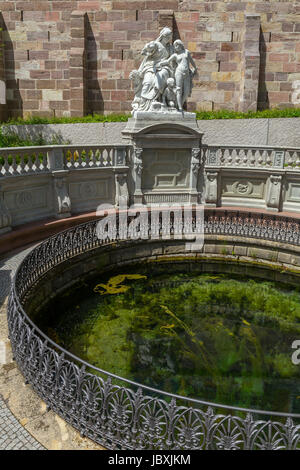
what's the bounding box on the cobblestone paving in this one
[0,245,45,450]
[0,396,44,450]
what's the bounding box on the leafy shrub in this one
[2,108,300,126]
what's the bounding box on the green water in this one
[37,266,300,413]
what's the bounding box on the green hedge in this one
[0,131,49,148]
[196,108,300,120]
[0,107,299,149]
[2,113,131,126]
[0,129,68,149]
[2,108,300,126]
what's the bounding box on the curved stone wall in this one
[25,234,300,320]
[8,213,300,450]
[4,118,300,147]
[1,141,300,236]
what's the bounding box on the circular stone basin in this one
[33,261,300,414]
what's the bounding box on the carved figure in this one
[129,27,174,112]
[130,30,197,113]
[162,78,177,110]
[161,39,197,111]
[54,177,71,215]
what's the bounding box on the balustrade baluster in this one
[42,153,48,170]
[27,154,33,173]
[86,150,91,167]
[3,155,9,174]
[103,149,108,166]
[19,154,25,174]
[250,149,256,165]
[287,151,294,167]
[11,155,18,175]
[257,150,263,165]
[34,153,40,172]
[78,150,83,167]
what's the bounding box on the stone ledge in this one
[0,212,97,257]
[4,118,300,147]
[1,206,300,259]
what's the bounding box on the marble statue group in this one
[130,27,197,114]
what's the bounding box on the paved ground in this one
[0,244,45,450]
[0,397,44,450]
[0,244,103,451]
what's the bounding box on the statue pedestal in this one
[123,111,199,139]
[122,112,205,206]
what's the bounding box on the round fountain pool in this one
[33,260,300,414]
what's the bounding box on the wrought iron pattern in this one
[7,210,300,450]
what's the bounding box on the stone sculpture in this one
[160,39,197,112]
[129,28,197,114]
[162,78,177,110]
[54,176,71,217]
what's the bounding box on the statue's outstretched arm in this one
[160,53,177,66]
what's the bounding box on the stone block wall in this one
[0,0,299,118]
[0,25,6,120]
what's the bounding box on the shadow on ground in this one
[0,259,11,308]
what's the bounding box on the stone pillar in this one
[0,24,6,122]
[133,147,143,205]
[266,174,282,212]
[47,147,65,171]
[48,148,71,218]
[190,147,201,203]
[114,147,127,167]
[52,173,72,219]
[0,184,11,235]
[70,11,87,117]
[115,173,129,208]
[239,14,261,112]
[205,171,219,206]
[114,146,128,208]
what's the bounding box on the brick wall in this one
[0,0,299,118]
[0,24,6,120]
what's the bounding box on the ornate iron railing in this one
[7,210,300,450]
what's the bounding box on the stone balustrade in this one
[1,142,300,234]
[205,146,297,169]
[0,144,130,176]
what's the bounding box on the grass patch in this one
[0,130,50,148]
[1,108,300,126]
[0,128,70,165]
[2,113,131,126]
[195,108,300,120]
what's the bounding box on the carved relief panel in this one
[221,177,265,199]
[142,149,190,191]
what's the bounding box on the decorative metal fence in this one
[7,210,300,450]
